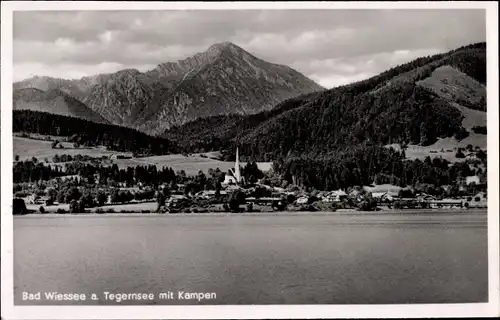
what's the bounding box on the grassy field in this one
[417,65,485,106]
[13,136,272,175]
[13,136,129,161]
[384,65,487,163]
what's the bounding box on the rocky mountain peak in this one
[13,41,324,134]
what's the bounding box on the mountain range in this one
[162,42,487,161]
[13,42,486,162]
[13,42,323,135]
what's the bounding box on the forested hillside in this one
[13,110,179,155]
[164,43,486,161]
[272,145,485,191]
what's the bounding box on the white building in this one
[223,147,244,186]
[466,175,480,185]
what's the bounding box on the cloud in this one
[13,9,486,87]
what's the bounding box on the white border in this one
[1,1,499,319]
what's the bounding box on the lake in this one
[13,210,488,305]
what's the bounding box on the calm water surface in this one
[14,210,488,305]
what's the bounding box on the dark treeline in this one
[13,159,178,186]
[472,125,487,135]
[65,163,178,187]
[13,159,66,183]
[272,146,483,191]
[164,43,485,161]
[13,110,180,155]
[14,157,265,191]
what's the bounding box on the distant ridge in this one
[13,88,109,124]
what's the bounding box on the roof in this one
[171,194,188,200]
[330,189,347,196]
[371,192,386,198]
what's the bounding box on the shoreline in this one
[15,208,488,218]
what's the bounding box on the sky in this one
[13,9,486,88]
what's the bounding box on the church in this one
[222,147,244,186]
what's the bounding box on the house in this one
[42,196,53,206]
[380,191,399,202]
[441,185,452,193]
[27,194,40,204]
[472,192,487,202]
[371,192,386,200]
[195,190,228,199]
[273,187,286,194]
[348,189,363,201]
[224,184,243,192]
[296,196,309,205]
[36,196,49,205]
[322,190,348,202]
[466,175,480,185]
[417,194,437,202]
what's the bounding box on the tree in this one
[110,189,120,203]
[476,149,486,162]
[15,155,20,162]
[161,186,171,199]
[176,170,187,182]
[69,200,83,213]
[97,191,107,206]
[47,188,57,202]
[215,181,222,199]
[398,188,414,198]
[454,128,469,141]
[419,122,430,146]
[57,190,66,203]
[455,149,465,159]
[228,190,246,212]
[208,168,215,177]
[80,191,95,208]
[195,170,207,191]
[13,198,27,215]
[169,180,178,191]
[156,189,166,212]
[243,161,263,183]
[358,193,378,211]
[66,187,82,203]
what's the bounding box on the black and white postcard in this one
[1,1,499,319]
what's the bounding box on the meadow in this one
[13,136,272,175]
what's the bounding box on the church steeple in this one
[234,147,241,183]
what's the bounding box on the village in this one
[13,147,488,215]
